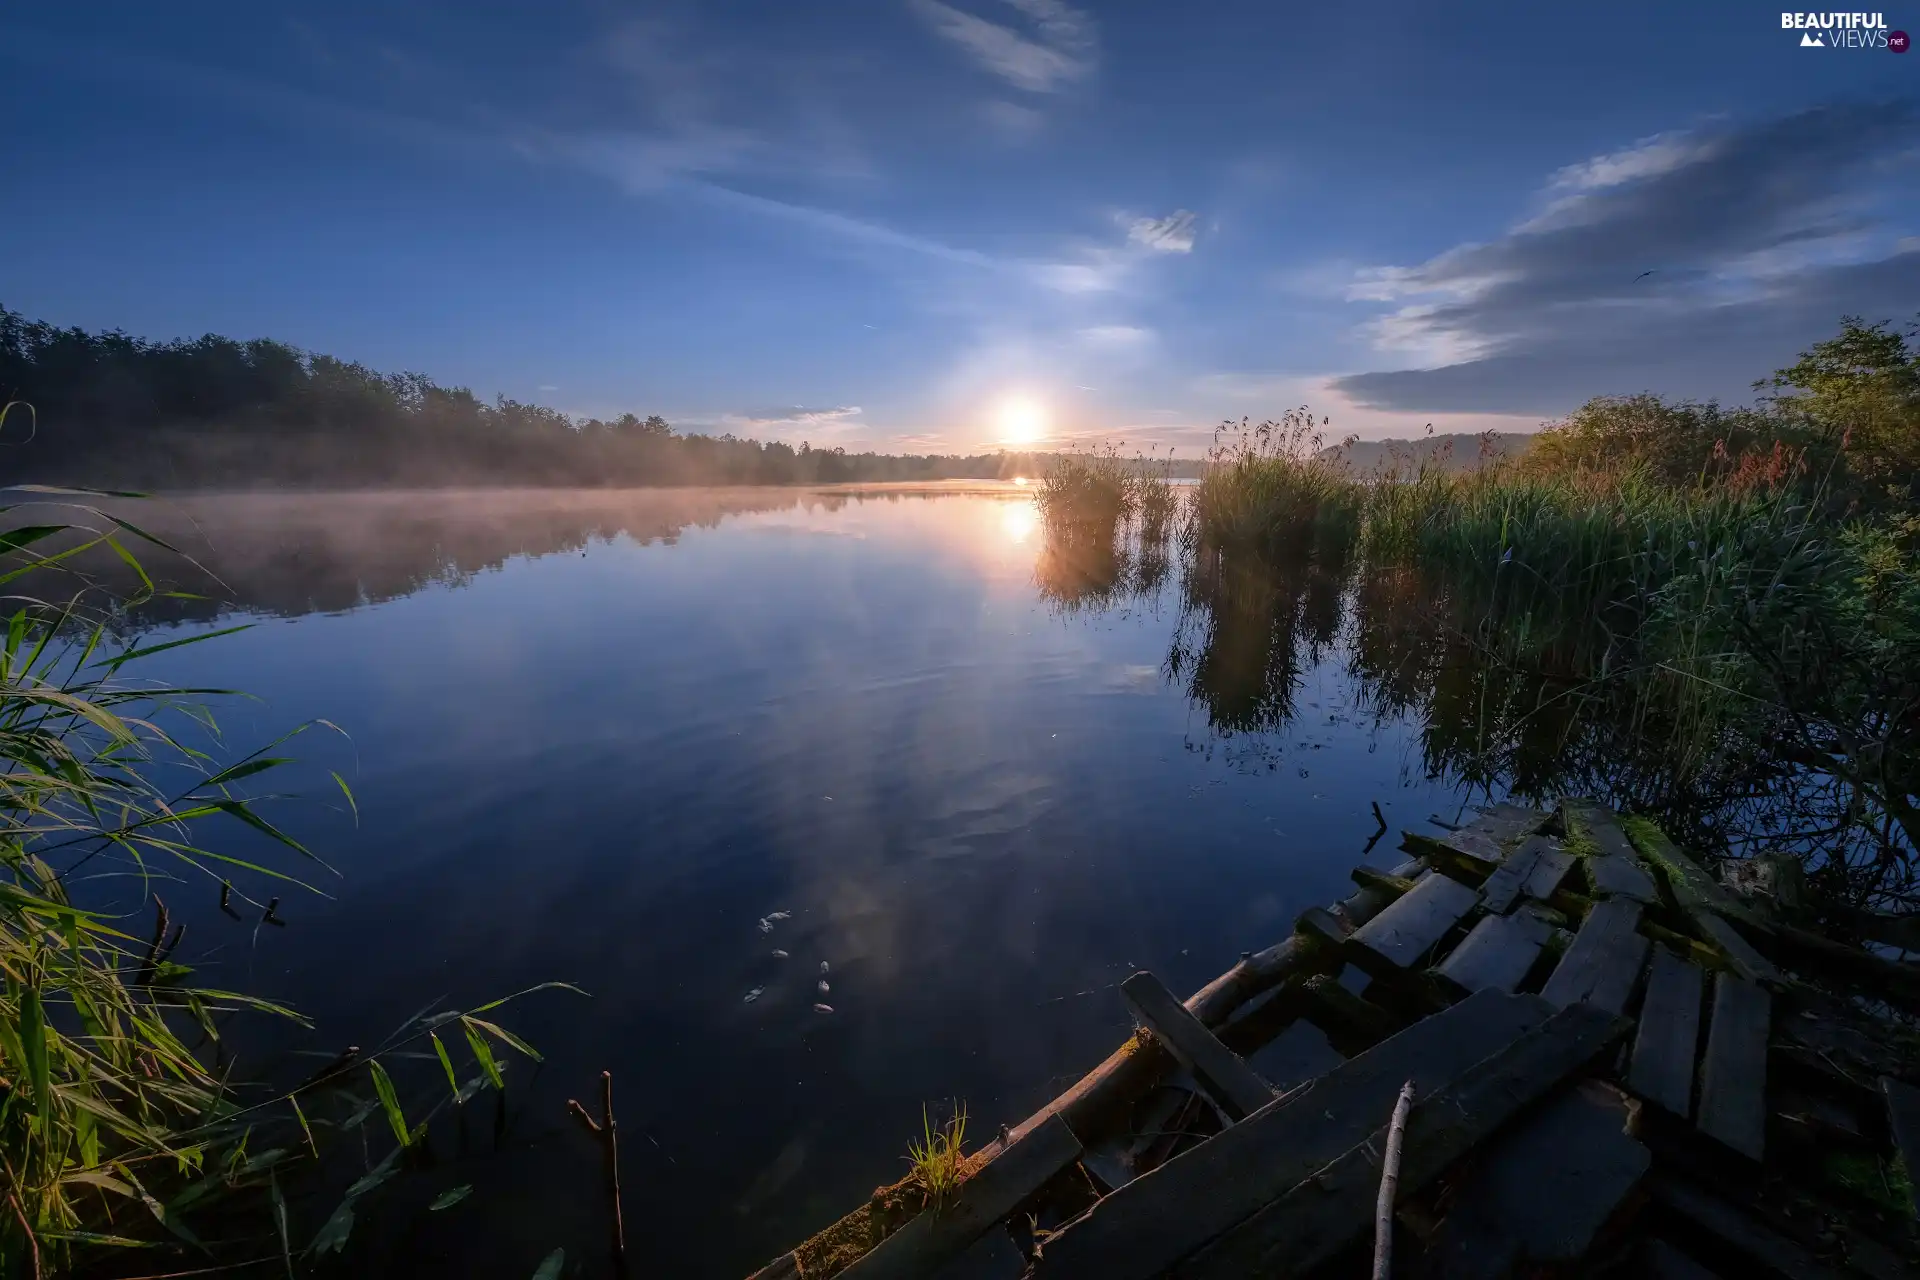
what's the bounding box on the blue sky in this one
[5,2,1917,452]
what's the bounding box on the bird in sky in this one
[1633,270,1657,283]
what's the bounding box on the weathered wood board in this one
[1540,898,1648,1013]
[1629,945,1706,1118]
[1473,802,1551,847]
[1120,971,1273,1120]
[1477,834,1552,915]
[1350,872,1480,970]
[1524,846,1577,903]
[1564,799,1660,903]
[1696,972,1769,1161]
[1175,1001,1629,1279]
[1032,991,1552,1280]
[838,1115,1082,1280]
[1424,1080,1651,1277]
[1436,907,1553,994]
[1880,1075,1920,1221]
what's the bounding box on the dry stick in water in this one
[1373,1079,1416,1280]
[569,1071,629,1277]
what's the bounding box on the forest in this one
[0,306,1041,488]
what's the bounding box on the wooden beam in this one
[1879,1076,1920,1221]
[1539,898,1649,1014]
[1629,945,1706,1118]
[1033,991,1552,1280]
[1622,820,1758,926]
[1349,873,1480,971]
[838,1115,1082,1280]
[1176,1001,1630,1279]
[1435,908,1553,994]
[1120,971,1273,1120]
[1297,974,1401,1055]
[1349,865,1418,898]
[1696,972,1770,1162]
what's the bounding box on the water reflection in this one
[5,484,1030,621]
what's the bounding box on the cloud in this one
[910,0,1096,93]
[1332,102,1920,415]
[737,406,865,428]
[1127,210,1197,254]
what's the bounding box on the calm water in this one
[78,486,1497,1276]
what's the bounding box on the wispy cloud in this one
[1127,210,1196,254]
[736,405,865,429]
[910,0,1096,94]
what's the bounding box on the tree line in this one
[0,306,1045,488]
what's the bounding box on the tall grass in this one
[1034,444,1136,531]
[1191,410,1362,562]
[1179,409,1919,905]
[0,481,562,1274]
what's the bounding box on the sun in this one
[996,396,1048,445]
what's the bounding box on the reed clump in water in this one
[1178,318,1920,906]
[1034,443,1138,531]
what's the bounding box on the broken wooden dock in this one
[748,799,1920,1279]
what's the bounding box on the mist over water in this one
[36,485,1488,1276]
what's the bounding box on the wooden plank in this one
[1476,834,1551,914]
[1349,872,1480,970]
[1880,1076,1920,1221]
[839,1115,1081,1280]
[1524,845,1576,903]
[1589,852,1661,903]
[1630,945,1706,1118]
[1473,801,1551,847]
[1692,909,1785,989]
[746,1254,800,1280]
[1539,898,1649,1013]
[1176,1002,1630,1280]
[1696,972,1769,1161]
[1435,908,1553,994]
[1645,1175,1858,1280]
[1424,1080,1651,1277]
[1563,798,1660,903]
[1032,990,1552,1280]
[1120,971,1273,1120]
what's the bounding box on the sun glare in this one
[996,396,1048,445]
[1001,500,1038,542]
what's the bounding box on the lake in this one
[52,485,1504,1276]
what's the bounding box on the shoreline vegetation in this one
[1044,316,1920,918]
[0,483,574,1276]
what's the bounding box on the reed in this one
[0,485,564,1274]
